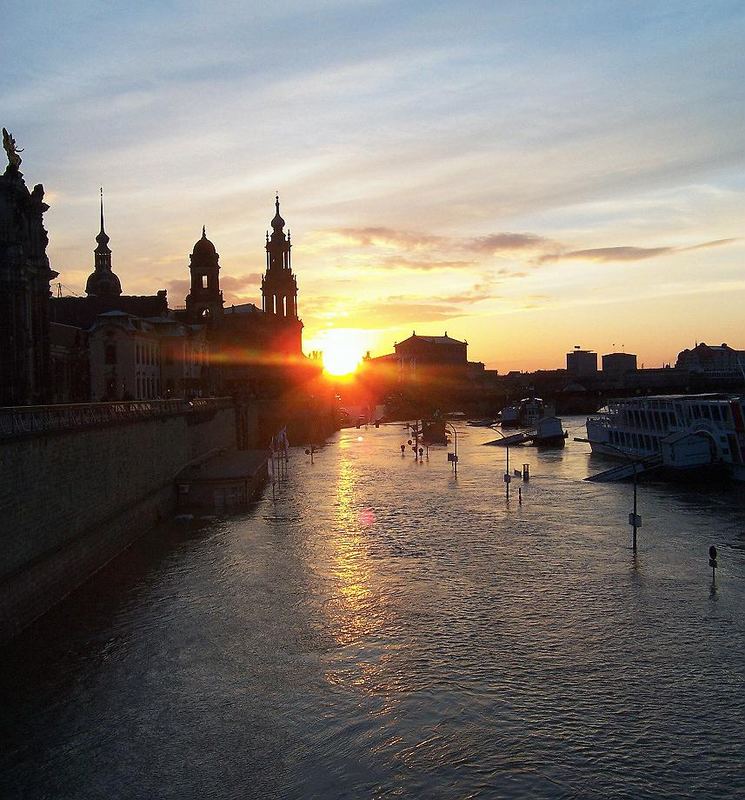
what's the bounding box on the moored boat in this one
[585,393,745,480]
[499,397,550,428]
[532,416,568,447]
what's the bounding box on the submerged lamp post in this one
[575,437,641,552]
[445,422,458,476]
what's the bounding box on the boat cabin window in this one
[702,406,711,420]
[711,406,721,421]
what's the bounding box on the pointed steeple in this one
[86,187,121,297]
[96,187,110,249]
[271,193,285,232]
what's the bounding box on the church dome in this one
[193,226,217,257]
[86,270,122,298]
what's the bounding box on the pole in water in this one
[518,486,522,505]
[709,545,718,583]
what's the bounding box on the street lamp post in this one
[444,422,458,476]
[575,437,640,552]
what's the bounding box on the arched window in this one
[105,344,117,365]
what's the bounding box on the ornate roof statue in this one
[2,127,23,171]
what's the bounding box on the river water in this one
[2,418,745,799]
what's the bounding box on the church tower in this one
[85,189,122,297]
[261,195,298,319]
[185,226,224,321]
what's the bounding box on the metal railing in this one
[0,398,234,439]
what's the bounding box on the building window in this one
[105,344,117,365]
[202,275,208,289]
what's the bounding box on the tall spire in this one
[271,193,285,232]
[96,187,110,248]
[86,187,121,297]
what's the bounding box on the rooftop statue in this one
[2,127,23,170]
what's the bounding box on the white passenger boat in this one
[585,394,745,480]
[500,397,551,429]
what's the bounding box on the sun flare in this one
[309,328,366,377]
[324,348,361,376]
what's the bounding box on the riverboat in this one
[532,416,568,447]
[500,397,549,429]
[585,394,745,480]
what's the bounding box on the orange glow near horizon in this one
[309,328,367,378]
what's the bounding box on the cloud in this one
[220,273,262,292]
[680,238,737,253]
[538,237,737,264]
[164,272,262,306]
[466,232,554,253]
[377,255,474,271]
[540,245,673,263]
[326,227,445,250]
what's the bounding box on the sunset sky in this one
[4,1,745,371]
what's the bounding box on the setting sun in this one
[308,328,366,377]
[323,347,360,376]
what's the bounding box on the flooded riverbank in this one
[2,419,744,799]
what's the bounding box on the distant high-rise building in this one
[566,348,597,377]
[602,352,637,374]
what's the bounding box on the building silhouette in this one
[50,192,169,330]
[675,342,745,378]
[602,352,637,375]
[185,227,224,322]
[0,130,58,405]
[566,347,597,377]
[85,189,122,298]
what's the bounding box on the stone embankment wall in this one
[0,399,247,641]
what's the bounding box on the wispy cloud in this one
[538,237,737,264]
[320,227,444,250]
[376,255,474,271]
[466,232,555,253]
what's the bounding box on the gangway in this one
[484,431,534,447]
[585,454,662,482]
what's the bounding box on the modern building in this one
[566,348,598,377]
[602,352,637,375]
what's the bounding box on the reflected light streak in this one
[327,457,382,649]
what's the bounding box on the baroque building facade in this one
[0,129,58,405]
